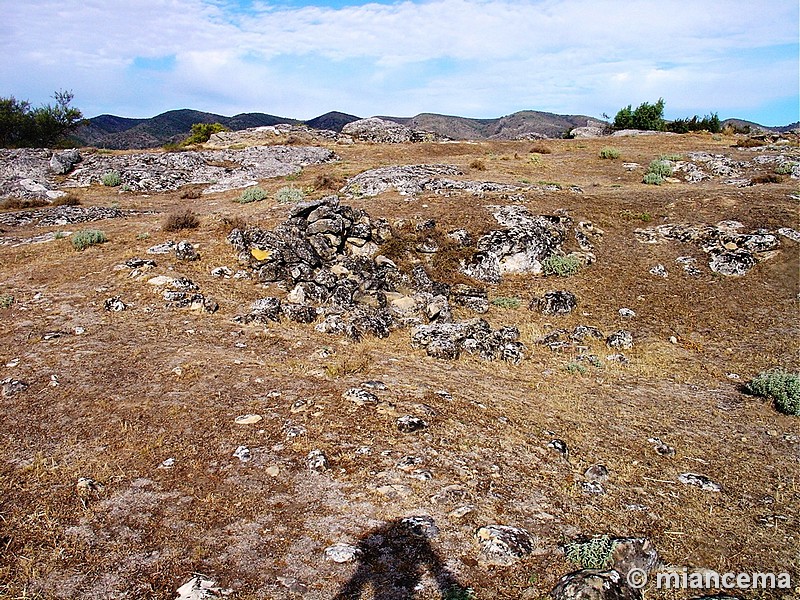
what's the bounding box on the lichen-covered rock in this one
[49,149,82,175]
[175,241,200,261]
[236,298,282,324]
[551,569,641,600]
[475,524,537,566]
[341,164,463,197]
[606,330,633,350]
[342,117,417,143]
[281,303,318,323]
[307,449,329,472]
[531,290,578,315]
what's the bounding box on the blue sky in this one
[1,0,798,125]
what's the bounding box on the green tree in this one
[184,122,228,145]
[613,98,666,131]
[0,90,83,148]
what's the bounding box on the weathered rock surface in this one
[411,319,525,363]
[475,524,537,566]
[551,569,641,600]
[341,117,446,143]
[0,205,127,228]
[531,291,578,315]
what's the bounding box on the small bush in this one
[565,362,587,375]
[647,159,673,178]
[274,186,305,204]
[101,171,121,187]
[529,143,552,154]
[750,174,782,185]
[775,162,798,175]
[313,173,341,190]
[642,172,664,185]
[0,294,14,309]
[1,197,48,210]
[564,536,617,569]
[598,147,620,159]
[747,369,800,416]
[71,229,107,251]
[542,254,581,277]
[183,122,228,145]
[51,193,80,206]
[619,209,653,222]
[660,153,682,161]
[236,186,268,204]
[469,159,486,171]
[163,209,200,232]
[735,137,763,148]
[180,188,202,200]
[491,296,521,309]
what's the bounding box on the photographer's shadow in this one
[333,517,468,599]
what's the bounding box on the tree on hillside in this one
[0,90,84,148]
[613,98,666,131]
[184,122,229,145]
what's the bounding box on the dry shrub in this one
[313,173,342,191]
[51,194,80,206]
[162,208,200,232]
[324,350,373,378]
[180,187,203,200]
[469,159,486,171]
[750,174,782,184]
[1,197,48,210]
[218,215,249,234]
[529,143,552,154]
[735,138,764,148]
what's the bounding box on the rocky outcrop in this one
[341,117,446,143]
[206,124,353,148]
[0,205,127,228]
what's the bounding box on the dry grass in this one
[0,133,798,599]
[162,208,200,232]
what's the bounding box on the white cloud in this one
[1,0,797,123]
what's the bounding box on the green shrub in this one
[236,186,268,204]
[71,229,107,251]
[0,90,83,148]
[667,113,721,134]
[643,172,664,185]
[619,209,653,222]
[659,153,682,162]
[183,122,228,145]
[647,159,673,178]
[0,294,14,309]
[443,587,476,600]
[613,98,665,131]
[775,162,798,175]
[747,369,800,416]
[542,254,581,277]
[491,296,521,309]
[599,147,620,159]
[274,185,305,204]
[565,362,587,375]
[564,536,617,569]
[101,171,121,187]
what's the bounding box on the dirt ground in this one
[1,133,798,600]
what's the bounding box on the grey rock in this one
[324,542,361,563]
[708,250,757,276]
[678,473,721,492]
[1,378,28,397]
[551,569,641,600]
[147,241,176,255]
[237,297,281,324]
[233,445,251,462]
[531,290,578,315]
[104,296,126,311]
[649,264,668,278]
[281,303,317,323]
[400,515,439,538]
[475,524,537,566]
[341,164,463,197]
[307,449,329,472]
[606,330,633,350]
[584,464,609,483]
[396,415,427,433]
[343,387,379,406]
[49,149,82,175]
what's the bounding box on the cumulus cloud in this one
[1,0,797,123]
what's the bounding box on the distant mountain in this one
[721,118,799,134]
[305,111,360,133]
[382,110,596,140]
[74,109,298,149]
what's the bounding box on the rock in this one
[610,537,659,578]
[396,415,427,433]
[234,414,262,425]
[579,481,605,494]
[211,266,233,278]
[324,542,361,563]
[233,446,251,462]
[342,117,416,143]
[548,439,569,458]
[475,524,537,566]
[307,449,329,472]
[708,250,757,276]
[450,284,489,313]
[237,298,281,324]
[343,387,379,406]
[570,126,607,138]
[551,569,641,600]
[175,575,232,599]
[104,296,126,311]
[618,308,636,318]
[341,164,463,197]
[49,149,82,175]
[282,303,318,323]
[147,241,176,255]
[647,437,675,457]
[585,464,609,483]
[531,290,578,315]
[411,318,525,363]
[400,515,439,538]
[678,473,721,492]
[175,240,200,261]
[606,330,633,350]
[649,264,668,278]
[1,378,27,397]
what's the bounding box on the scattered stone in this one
[343,387,379,406]
[649,264,668,278]
[606,353,628,364]
[708,250,757,276]
[175,240,200,261]
[307,449,329,472]
[777,227,800,243]
[158,458,176,469]
[75,477,104,501]
[475,524,537,566]
[606,330,633,350]
[49,149,82,175]
[400,515,439,538]
[147,275,173,286]
[104,296,126,311]
[175,574,232,599]
[531,290,578,315]
[647,437,675,458]
[236,298,282,324]
[618,308,636,318]
[324,542,361,563]
[233,446,251,463]
[551,569,641,600]
[411,318,525,363]
[361,380,387,390]
[1,378,27,398]
[678,473,721,492]
[234,414,262,425]
[397,415,427,433]
[147,241,176,254]
[585,464,609,483]
[211,266,233,278]
[579,481,605,494]
[548,439,569,458]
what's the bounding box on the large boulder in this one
[342,117,416,143]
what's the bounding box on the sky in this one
[1,0,798,126]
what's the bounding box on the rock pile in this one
[0,205,126,228]
[635,220,784,276]
[227,195,524,361]
[206,124,353,148]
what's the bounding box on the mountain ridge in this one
[73,108,796,149]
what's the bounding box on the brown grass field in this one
[1,132,798,599]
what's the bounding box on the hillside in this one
[1,130,798,599]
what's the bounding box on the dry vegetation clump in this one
[1,197,48,210]
[162,208,200,232]
[529,142,552,154]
